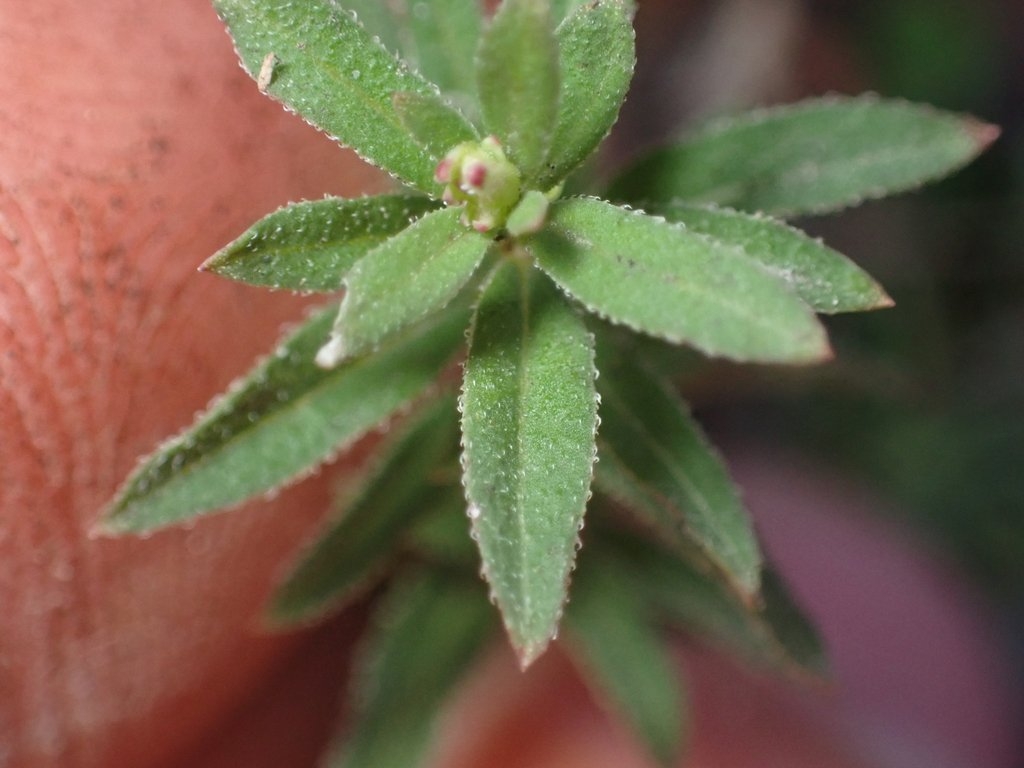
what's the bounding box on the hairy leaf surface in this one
[461,262,597,667]
[654,203,891,313]
[202,195,439,292]
[214,0,445,191]
[335,0,406,57]
[530,198,829,363]
[324,208,490,363]
[344,0,482,103]
[103,304,467,533]
[535,0,635,190]
[393,91,479,161]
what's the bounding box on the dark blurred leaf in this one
[269,396,460,626]
[609,95,998,217]
[327,570,494,768]
[565,555,687,766]
[594,332,762,598]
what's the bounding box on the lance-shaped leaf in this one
[596,518,827,677]
[393,91,479,161]
[476,0,560,184]
[654,203,892,314]
[319,207,490,365]
[101,303,468,533]
[594,337,762,597]
[608,95,1000,217]
[530,198,830,363]
[201,195,440,292]
[213,0,446,191]
[269,397,460,626]
[327,571,494,768]
[565,554,687,767]
[534,0,635,191]
[461,263,597,667]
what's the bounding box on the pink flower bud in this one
[434,157,453,184]
[463,161,488,189]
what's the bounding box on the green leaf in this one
[594,335,762,597]
[476,0,560,184]
[213,0,445,191]
[461,262,597,667]
[101,303,468,533]
[319,207,490,365]
[405,483,479,567]
[594,319,707,380]
[595,518,827,677]
[402,0,483,102]
[530,198,830,363]
[565,555,687,767]
[335,0,406,57]
[608,94,1000,217]
[653,203,892,313]
[343,0,483,105]
[201,195,440,292]
[535,0,635,190]
[758,568,829,678]
[505,189,550,237]
[550,0,590,21]
[268,397,460,626]
[393,91,479,161]
[328,570,494,768]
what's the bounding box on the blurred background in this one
[615,0,1023,760]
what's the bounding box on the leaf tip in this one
[817,337,836,363]
[197,252,221,273]
[873,290,896,310]
[966,119,1001,151]
[514,637,551,671]
[91,498,156,538]
[794,331,834,366]
[87,516,122,539]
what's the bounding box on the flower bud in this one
[435,136,522,233]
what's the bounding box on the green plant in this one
[100,1,996,765]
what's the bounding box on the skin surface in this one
[0,2,378,765]
[1,2,1016,767]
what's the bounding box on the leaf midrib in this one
[511,263,534,624]
[258,3,433,173]
[549,219,811,350]
[345,221,481,341]
[123,314,458,512]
